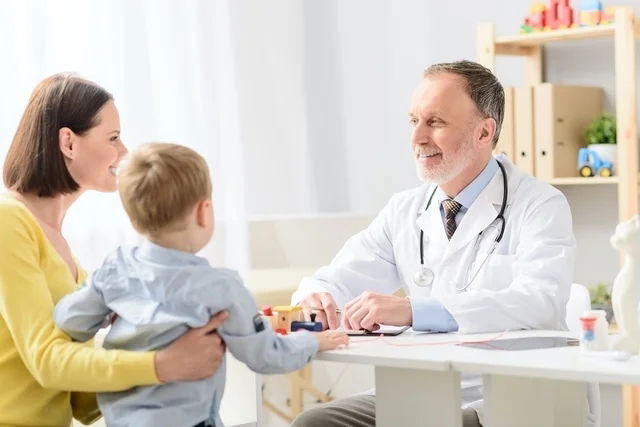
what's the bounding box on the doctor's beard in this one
[415,139,475,185]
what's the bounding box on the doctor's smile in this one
[415,150,442,166]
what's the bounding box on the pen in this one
[309,306,342,313]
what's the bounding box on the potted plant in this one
[584,113,617,174]
[589,282,614,323]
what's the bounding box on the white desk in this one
[317,329,640,427]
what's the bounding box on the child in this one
[54,143,348,427]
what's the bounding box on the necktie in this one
[442,199,461,240]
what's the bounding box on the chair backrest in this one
[565,283,591,336]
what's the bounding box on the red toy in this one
[546,0,574,29]
[521,0,576,32]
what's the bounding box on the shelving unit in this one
[478,7,639,426]
[477,7,639,223]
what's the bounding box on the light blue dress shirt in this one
[55,240,318,427]
[409,158,499,332]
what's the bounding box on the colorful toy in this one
[261,304,277,329]
[546,0,574,29]
[578,147,613,177]
[291,321,323,332]
[521,0,579,32]
[520,0,621,33]
[261,305,324,334]
[261,305,273,316]
[273,305,304,332]
[521,2,547,32]
[579,0,602,26]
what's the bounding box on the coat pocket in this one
[469,254,515,291]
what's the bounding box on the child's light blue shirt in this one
[55,240,318,427]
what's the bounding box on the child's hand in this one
[316,330,349,351]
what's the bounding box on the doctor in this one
[291,60,576,427]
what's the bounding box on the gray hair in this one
[424,60,504,147]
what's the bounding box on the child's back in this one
[56,241,337,427]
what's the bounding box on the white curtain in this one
[1,0,569,272]
[0,0,250,273]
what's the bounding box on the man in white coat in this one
[291,60,576,427]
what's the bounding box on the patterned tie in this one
[442,199,461,240]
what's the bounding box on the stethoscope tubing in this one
[416,160,508,289]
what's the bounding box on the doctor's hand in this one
[299,292,340,330]
[342,292,412,331]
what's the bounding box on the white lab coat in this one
[291,155,578,422]
[292,155,575,333]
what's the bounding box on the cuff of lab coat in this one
[408,296,459,332]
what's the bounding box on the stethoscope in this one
[413,160,508,291]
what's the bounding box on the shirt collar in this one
[435,157,499,209]
[137,239,210,267]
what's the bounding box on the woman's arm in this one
[0,205,225,391]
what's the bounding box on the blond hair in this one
[118,143,212,235]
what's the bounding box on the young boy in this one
[54,143,348,427]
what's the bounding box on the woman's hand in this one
[154,311,228,382]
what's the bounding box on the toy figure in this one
[610,216,640,353]
[522,2,547,32]
[579,0,602,26]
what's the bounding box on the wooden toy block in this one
[273,305,304,333]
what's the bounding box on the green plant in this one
[589,282,612,306]
[585,113,617,145]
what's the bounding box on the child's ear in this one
[195,199,211,228]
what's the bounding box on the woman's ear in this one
[59,127,75,159]
[195,199,212,228]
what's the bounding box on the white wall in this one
[231,0,640,287]
[0,0,633,285]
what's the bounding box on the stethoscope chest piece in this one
[413,265,435,287]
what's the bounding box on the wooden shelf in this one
[496,25,615,49]
[547,176,619,185]
[495,23,640,54]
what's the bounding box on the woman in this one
[0,73,226,426]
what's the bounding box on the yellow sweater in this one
[0,196,158,427]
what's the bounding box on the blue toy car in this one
[578,147,613,177]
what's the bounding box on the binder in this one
[514,86,535,174]
[533,84,603,180]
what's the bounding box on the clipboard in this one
[341,325,409,336]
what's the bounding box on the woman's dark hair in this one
[3,73,113,197]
